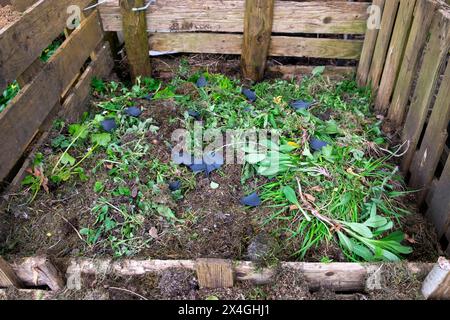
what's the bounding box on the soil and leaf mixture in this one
[0,63,439,266]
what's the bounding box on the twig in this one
[54,212,84,242]
[379,140,410,158]
[108,286,148,300]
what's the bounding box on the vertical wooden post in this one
[120,0,151,81]
[241,0,275,82]
[196,259,234,289]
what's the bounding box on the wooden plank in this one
[196,259,234,289]
[29,258,434,292]
[401,9,450,173]
[375,0,416,112]
[357,0,386,87]
[120,0,151,81]
[241,0,275,82]
[0,257,23,288]
[99,0,370,34]
[61,42,114,123]
[387,0,438,126]
[409,60,450,205]
[12,256,65,291]
[0,11,103,182]
[10,0,36,11]
[149,33,363,59]
[0,0,93,92]
[16,59,43,87]
[268,65,355,81]
[368,0,399,91]
[422,257,450,299]
[426,152,450,238]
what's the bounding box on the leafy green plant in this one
[0,81,20,113]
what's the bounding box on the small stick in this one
[108,286,148,300]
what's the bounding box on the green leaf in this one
[60,153,76,166]
[364,215,388,228]
[245,153,266,164]
[91,133,111,147]
[343,222,373,238]
[68,124,89,139]
[94,181,104,193]
[351,240,374,261]
[374,221,394,233]
[312,66,325,77]
[381,230,404,243]
[283,186,300,206]
[337,231,353,252]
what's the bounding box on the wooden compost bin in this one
[1,0,450,299]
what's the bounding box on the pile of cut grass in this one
[10,66,413,261]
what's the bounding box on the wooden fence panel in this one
[375,0,416,112]
[387,0,438,126]
[401,9,450,173]
[357,0,386,87]
[0,0,93,92]
[149,33,363,59]
[426,153,450,239]
[99,0,370,34]
[0,11,104,182]
[367,0,399,91]
[409,60,450,204]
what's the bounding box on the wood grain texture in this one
[426,153,450,238]
[241,0,275,82]
[61,42,114,123]
[0,257,23,288]
[0,0,93,92]
[99,0,370,34]
[12,256,65,291]
[368,0,399,91]
[149,33,363,59]
[17,257,434,292]
[387,0,438,126]
[375,0,416,112]
[409,60,450,205]
[120,0,151,81]
[196,259,234,289]
[357,0,386,87]
[0,11,103,182]
[401,9,450,173]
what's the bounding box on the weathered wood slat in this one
[149,33,363,59]
[15,258,430,292]
[268,65,355,81]
[401,10,450,173]
[121,0,151,81]
[368,0,399,91]
[0,11,103,182]
[10,0,36,11]
[0,0,93,92]
[99,0,370,34]
[426,153,450,238]
[0,257,23,288]
[61,42,114,123]
[409,60,450,205]
[387,0,438,126]
[241,0,275,82]
[196,259,234,289]
[357,0,385,87]
[375,0,417,112]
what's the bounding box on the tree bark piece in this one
[196,259,234,289]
